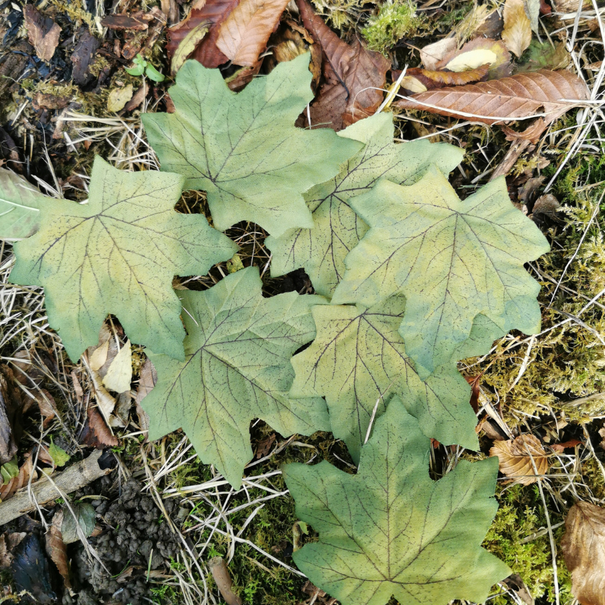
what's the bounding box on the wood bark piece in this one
[562,501,605,605]
[0,449,116,526]
[208,557,243,605]
[24,6,61,62]
[396,70,589,125]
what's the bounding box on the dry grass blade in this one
[561,501,605,605]
[216,0,290,66]
[395,69,589,124]
[490,434,549,485]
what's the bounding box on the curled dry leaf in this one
[216,0,291,66]
[297,0,389,130]
[420,37,456,71]
[490,434,549,485]
[502,0,533,58]
[395,69,589,125]
[562,501,605,605]
[0,532,26,568]
[80,407,119,448]
[24,6,61,62]
[0,368,21,464]
[0,451,36,502]
[398,64,489,95]
[438,38,512,79]
[46,509,72,591]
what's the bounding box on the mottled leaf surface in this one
[142,53,361,237]
[0,169,47,240]
[10,157,236,362]
[142,267,329,487]
[266,113,463,298]
[333,167,549,378]
[283,398,510,605]
[289,293,478,462]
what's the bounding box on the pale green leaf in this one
[289,293,477,462]
[332,167,550,378]
[48,441,70,467]
[283,397,510,605]
[0,168,48,240]
[141,267,330,488]
[266,113,463,298]
[61,502,96,544]
[10,156,237,362]
[141,53,362,237]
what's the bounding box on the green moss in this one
[362,0,422,55]
[483,485,573,603]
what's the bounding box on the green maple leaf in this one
[141,54,361,237]
[141,267,330,488]
[266,113,463,298]
[332,167,550,378]
[10,157,236,362]
[289,293,478,462]
[283,397,510,605]
[0,168,48,240]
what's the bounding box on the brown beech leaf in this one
[46,509,72,591]
[502,0,532,58]
[297,0,389,130]
[167,0,240,70]
[80,407,119,449]
[395,70,589,125]
[399,64,489,94]
[490,434,549,485]
[24,6,61,62]
[216,0,290,66]
[562,501,605,605]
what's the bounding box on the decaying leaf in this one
[289,293,479,462]
[0,369,21,464]
[284,398,510,605]
[107,85,134,112]
[61,502,96,544]
[9,156,237,362]
[398,64,489,95]
[216,0,290,66]
[142,267,329,487]
[0,452,36,502]
[490,434,549,485]
[502,0,533,57]
[296,0,390,130]
[142,53,360,236]
[0,169,47,240]
[395,70,589,126]
[102,340,132,394]
[562,501,605,605]
[517,40,571,72]
[80,407,119,448]
[267,113,462,298]
[439,38,512,79]
[332,167,550,379]
[46,509,72,591]
[24,6,61,62]
[0,532,26,568]
[420,37,457,70]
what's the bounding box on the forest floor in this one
[1,0,605,604]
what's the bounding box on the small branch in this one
[0,449,116,526]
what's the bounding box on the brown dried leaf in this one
[225,61,262,91]
[502,0,533,58]
[439,38,512,79]
[297,0,389,130]
[401,64,489,93]
[24,6,61,62]
[0,532,26,568]
[46,509,72,591]
[100,13,149,30]
[562,501,605,605]
[395,70,589,125]
[216,0,290,66]
[420,37,457,71]
[134,359,156,432]
[0,369,21,464]
[490,434,549,485]
[80,407,119,449]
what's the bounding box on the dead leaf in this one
[71,29,101,87]
[0,532,26,568]
[297,0,389,130]
[395,69,589,125]
[46,509,72,592]
[80,407,119,448]
[0,369,21,464]
[0,451,36,502]
[398,64,489,95]
[171,19,212,73]
[463,375,481,414]
[134,359,156,432]
[550,438,582,453]
[562,501,605,605]
[532,193,561,221]
[161,0,179,24]
[100,13,150,30]
[225,62,262,91]
[502,0,533,58]
[255,433,276,458]
[107,85,134,113]
[24,6,61,62]
[124,82,148,112]
[501,574,535,605]
[216,0,291,66]
[490,434,549,485]
[440,38,512,79]
[420,37,457,71]
[102,340,132,394]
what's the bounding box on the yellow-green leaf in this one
[332,167,549,379]
[10,157,237,362]
[141,53,362,237]
[283,397,510,605]
[141,267,329,487]
[0,169,47,240]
